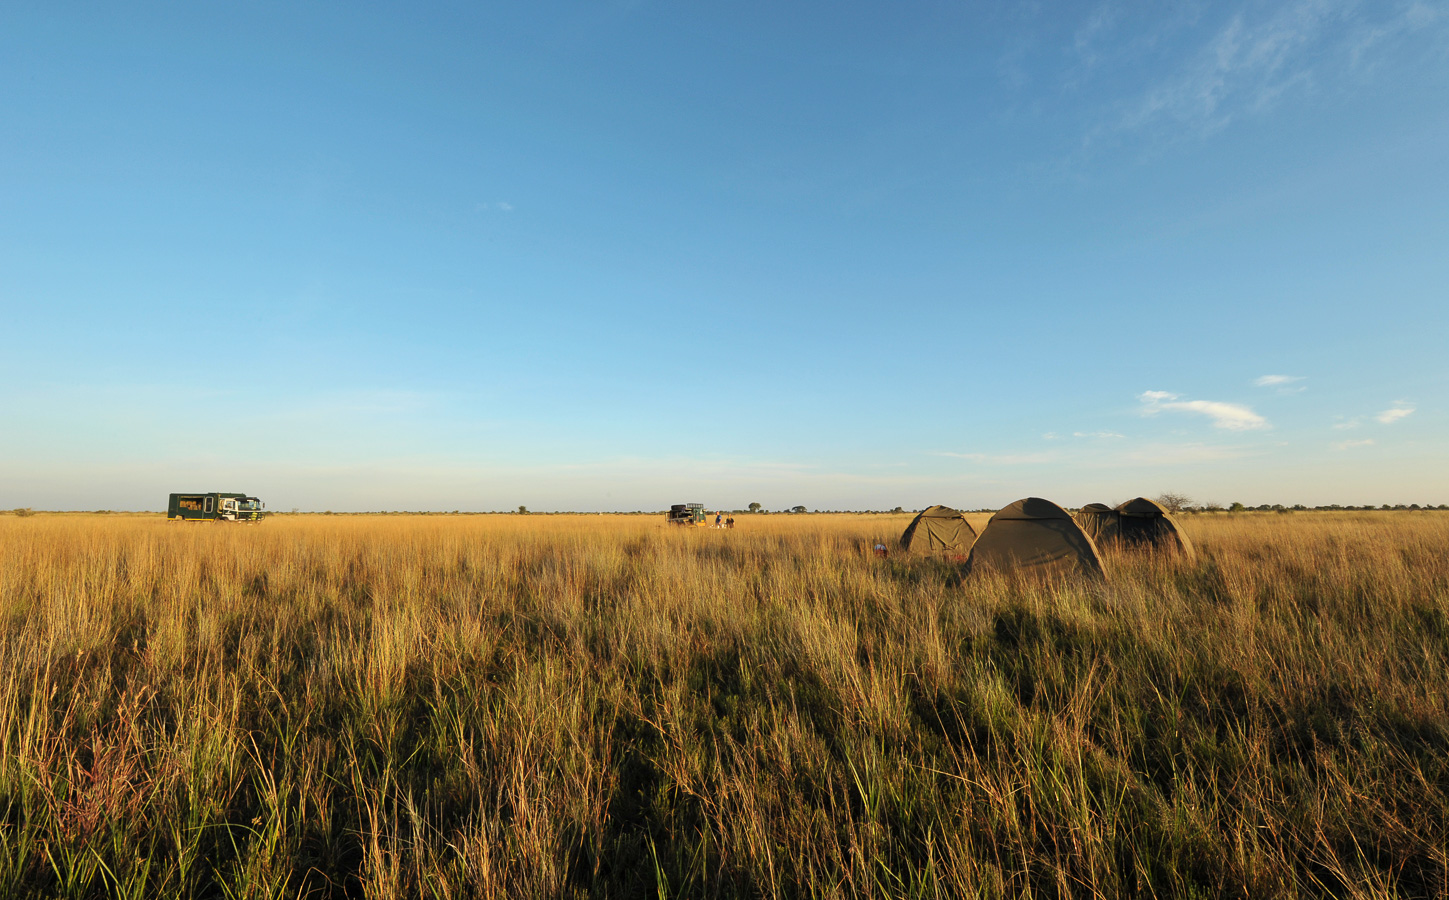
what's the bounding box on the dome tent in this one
[1113,497,1194,557]
[966,497,1106,579]
[1074,502,1119,545]
[900,505,976,553]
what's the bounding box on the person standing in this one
[715,511,723,528]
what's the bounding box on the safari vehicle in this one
[666,503,708,526]
[168,492,266,522]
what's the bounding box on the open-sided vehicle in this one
[168,492,266,522]
[666,503,708,526]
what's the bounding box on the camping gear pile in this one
[897,496,1193,580]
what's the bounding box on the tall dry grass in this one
[0,511,1445,898]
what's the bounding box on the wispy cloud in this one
[1096,1,1449,142]
[937,451,1061,466]
[1116,2,1341,136]
[1376,402,1415,424]
[1073,3,1124,71]
[1117,441,1259,466]
[1349,1,1446,69]
[943,430,1252,470]
[1332,438,1375,450]
[1045,430,1124,440]
[1139,390,1268,430]
[1254,374,1307,394]
[1255,374,1302,386]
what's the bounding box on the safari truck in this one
[168,492,266,522]
[666,503,708,526]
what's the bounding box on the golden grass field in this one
[0,510,1446,899]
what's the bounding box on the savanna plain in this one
[1,510,1446,899]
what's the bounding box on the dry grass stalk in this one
[0,511,1444,897]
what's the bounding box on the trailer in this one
[168,492,266,522]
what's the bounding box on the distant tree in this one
[1229,502,1246,512]
[890,506,904,514]
[1154,492,1192,513]
[518,505,529,515]
[790,505,807,514]
[748,502,762,513]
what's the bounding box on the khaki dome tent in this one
[1074,503,1119,545]
[1113,497,1194,557]
[900,505,976,553]
[966,497,1106,579]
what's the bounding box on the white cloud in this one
[1073,430,1125,439]
[497,201,514,212]
[1254,374,1299,386]
[1138,391,1268,430]
[1335,403,1414,429]
[1332,438,1375,450]
[1043,431,1061,440]
[1254,374,1306,394]
[1376,403,1415,424]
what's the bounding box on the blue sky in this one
[3,1,1446,511]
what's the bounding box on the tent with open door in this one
[1113,497,1194,557]
[900,505,976,553]
[966,497,1106,579]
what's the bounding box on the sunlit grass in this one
[0,511,1445,898]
